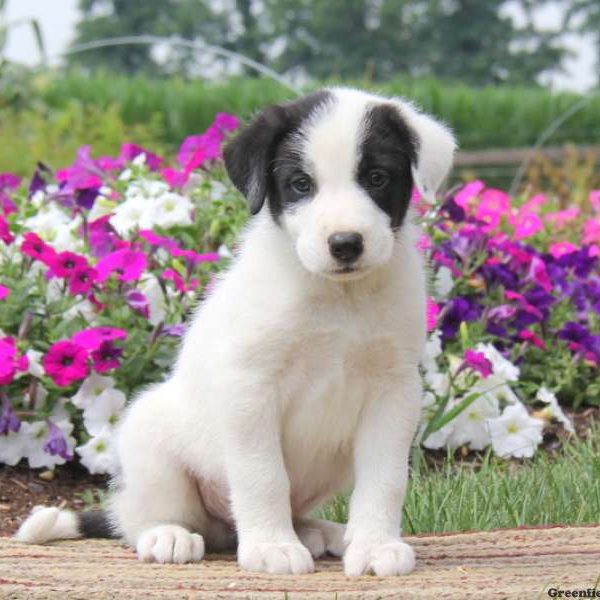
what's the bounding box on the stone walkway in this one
[1,525,599,599]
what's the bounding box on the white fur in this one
[17,88,455,576]
[15,506,80,544]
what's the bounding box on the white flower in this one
[536,386,574,433]
[126,179,169,200]
[424,370,451,397]
[477,377,521,406]
[476,343,520,382]
[218,244,233,259]
[109,195,155,237]
[435,266,454,297]
[83,388,126,436]
[132,153,147,167]
[88,195,117,221]
[30,190,46,208]
[63,299,97,324]
[488,403,544,458]
[118,168,132,181]
[447,394,499,450]
[210,181,227,201]
[22,419,76,469]
[422,419,455,450]
[0,429,27,466]
[152,192,193,229]
[140,274,167,325]
[421,330,442,372]
[26,349,44,378]
[71,374,116,409]
[76,427,118,475]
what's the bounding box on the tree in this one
[69,0,566,86]
[564,0,600,87]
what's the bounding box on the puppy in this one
[16,87,455,576]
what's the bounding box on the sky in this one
[3,0,597,93]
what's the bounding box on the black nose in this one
[328,232,364,263]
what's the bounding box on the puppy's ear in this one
[223,105,289,215]
[395,101,457,202]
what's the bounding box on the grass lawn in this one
[322,426,600,534]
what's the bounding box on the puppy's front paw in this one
[136,524,205,564]
[344,539,415,576]
[238,540,315,574]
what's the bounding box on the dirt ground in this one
[0,463,107,536]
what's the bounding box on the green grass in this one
[322,428,600,534]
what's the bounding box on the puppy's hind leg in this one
[111,390,209,564]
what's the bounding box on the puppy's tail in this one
[15,506,116,544]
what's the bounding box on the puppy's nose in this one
[328,232,364,263]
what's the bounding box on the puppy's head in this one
[224,87,456,280]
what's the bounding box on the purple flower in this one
[0,172,21,214]
[0,396,20,435]
[91,340,123,373]
[440,297,482,341]
[161,324,186,337]
[480,262,519,290]
[126,290,150,318]
[44,419,73,460]
[28,162,51,197]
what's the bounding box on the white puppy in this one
[16,87,455,576]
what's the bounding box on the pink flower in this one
[514,211,543,240]
[162,268,199,293]
[477,209,501,232]
[68,266,97,295]
[477,188,511,217]
[518,330,546,349]
[527,256,552,292]
[95,248,147,282]
[72,327,128,351]
[21,232,57,264]
[212,112,240,132]
[454,180,484,210]
[56,146,103,191]
[426,298,440,332]
[583,218,600,244]
[89,216,121,258]
[0,337,28,385]
[549,242,578,259]
[0,214,14,244]
[0,285,10,300]
[416,233,432,252]
[48,251,88,278]
[520,193,546,213]
[91,340,123,373]
[545,207,580,229]
[589,190,600,213]
[170,247,220,265]
[138,229,179,250]
[126,290,150,318]
[0,172,21,214]
[161,167,188,189]
[119,143,162,171]
[462,349,493,378]
[43,341,89,387]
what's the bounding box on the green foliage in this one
[37,72,600,150]
[322,429,600,533]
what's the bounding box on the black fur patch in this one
[79,510,116,539]
[357,104,418,229]
[223,91,332,218]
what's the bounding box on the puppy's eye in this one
[290,175,313,195]
[367,169,390,188]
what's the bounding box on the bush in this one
[0,109,598,474]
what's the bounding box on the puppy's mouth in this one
[323,264,370,281]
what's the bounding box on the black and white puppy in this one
[17,87,456,576]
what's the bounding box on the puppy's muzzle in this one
[328,232,364,264]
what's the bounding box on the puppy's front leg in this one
[344,369,421,576]
[223,389,314,575]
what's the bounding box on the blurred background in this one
[1,0,599,191]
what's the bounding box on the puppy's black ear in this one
[223,105,289,215]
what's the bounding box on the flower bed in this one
[0,114,598,473]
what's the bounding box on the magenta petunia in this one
[91,340,123,373]
[426,298,440,332]
[454,180,484,210]
[0,172,21,214]
[43,340,89,387]
[0,214,14,244]
[212,112,240,132]
[170,247,220,264]
[138,229,179,250]
[0,337,29,385]
[21,232,57,264]
[48,251,89,279]
[549,242,578,259]
[545,207,580,229]
[583,218,600,245]
[590,190,600,213]
[518,330,546,349]
[95,248,147,282]
[463,349,493,378]
[68,266,97,296]
[0,285,9,301]
[72,327,128,351]
[162,268,199,293]
[119,143,162,171]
